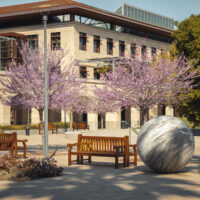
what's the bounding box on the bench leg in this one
[80,156,83,164]
[88,155,91,163]
[68,151,71,166]
[126,154,130,167]
[134,152,137,166]
[77,155,80,164]
[23,146,26,159]
[115,156,118,169]
[123,155,126,167]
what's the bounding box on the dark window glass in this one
[27,35,38,50]
[130,43,136,58]
[0,35,25,70]
[79,32,87,51]
[141,45,147,57]
[80,66,87,78]
[107,38,113,55]
[51,32,60,50]
[94,35,100,53]
[161,49,165,55]
[158,104,166,115]
[151,47,156,57]
[0,40,7,70]
[94,68,100,80]
[119,40,125,57]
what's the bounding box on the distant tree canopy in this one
[172,14,200,67]
[172,14,200,127]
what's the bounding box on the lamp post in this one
[43,15,48,158]
[64,110,67,132]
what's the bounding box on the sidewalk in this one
[0,129,200,200]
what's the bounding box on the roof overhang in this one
[0,0,173,37]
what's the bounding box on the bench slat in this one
[67,134,137,169]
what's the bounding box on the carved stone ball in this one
[137,115,194,173]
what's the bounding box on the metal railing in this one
[129,127,139,144]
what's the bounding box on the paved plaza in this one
[0,129,200,200]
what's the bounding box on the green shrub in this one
[0,122,70,130]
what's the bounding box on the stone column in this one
[31,108,40,124]
[165,106,174,116]
[149,105,158,119]
[131,107,140,128]
[0,104,10,125]
[87,112,98,130]
[106,111,120,130]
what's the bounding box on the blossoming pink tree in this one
[94,56,198,126]
[0,44,85,125]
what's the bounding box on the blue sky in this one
[0,0,199,22]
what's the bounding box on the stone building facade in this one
[0,0,174,130]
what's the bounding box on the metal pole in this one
[112,58,115,73]
[0,41,1,71]
[64,110,67,132]
[43,15,48,158]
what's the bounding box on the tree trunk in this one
[69,111,73,131]
[101,114,104,129]
[39,108,44,123]
[140,107,149,127]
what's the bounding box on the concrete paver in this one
[0,129,199,200]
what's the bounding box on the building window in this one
[107,38,113,55]
[151,47,156,57]
[94,68,100,80]
[130,43,136,58]
[79,32,87,51]
[141,45,147,57]
[0,33,26,71]
[119,40,125,57]
[161,49,165,55]
[94,35,100,53]
[80,66,87,78]
[158,104,166,115]
[51,32,60,50]
[27,35,38,50]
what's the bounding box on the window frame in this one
[130,43,136,58]
[151,47,156,57]
[141,45,147,57]
[27,34,38,50]
[79,32,87,51]
[119,40,125,57]
[51,32,61,50]
[107,38,113,55]
[80,66,87,78]
[94,68,100,80]
[93,35,100,53]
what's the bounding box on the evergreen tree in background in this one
[172,15,200,127]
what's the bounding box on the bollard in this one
[25,127,30,136]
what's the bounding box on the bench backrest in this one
[0,132,17,154]
[77,134,129,153]
[48,123,54,130]
[73,122,87,129]
[38,122,55,130]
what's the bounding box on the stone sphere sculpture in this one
[137,115,194,173]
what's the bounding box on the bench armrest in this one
[67,143,78,147]
[17,139,28,143]
[129,144,137,152]
[17,140,28,147]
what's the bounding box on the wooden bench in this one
[38,122,58,135]
[0,132,27,158]
[67,134,137,169]
[72,122,89,131]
